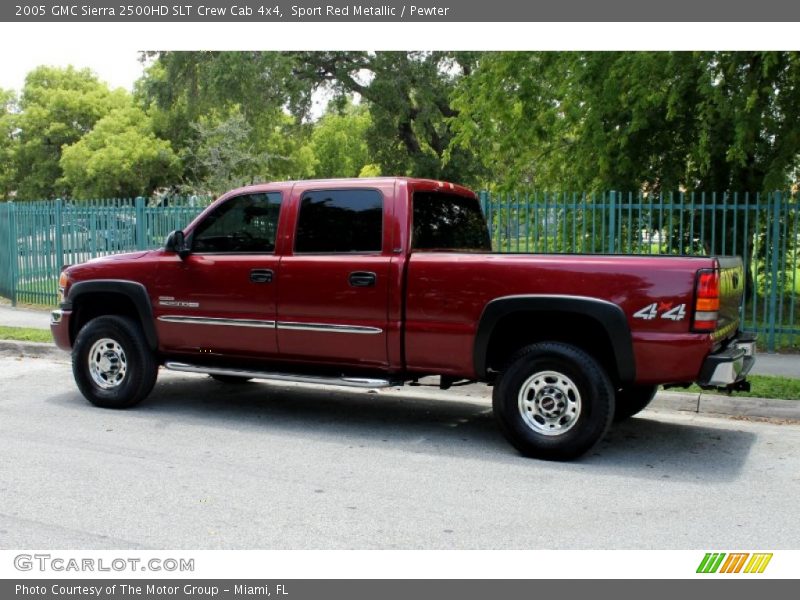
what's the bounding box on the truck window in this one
[412,191,492,251]
[192,192,281,253]
[295,189,383,253]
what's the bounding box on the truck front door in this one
[153,192,282,359]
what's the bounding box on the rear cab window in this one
[412,191,491,251]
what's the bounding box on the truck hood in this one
[85,250,153,263]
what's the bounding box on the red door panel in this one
[153,254,279,358]
[276,255,390,367]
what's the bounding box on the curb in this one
[0,339,67,360]
[2,339,799,421]
[653,390,800,421]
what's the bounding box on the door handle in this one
[348,271,376,287]
[250,268,274,283]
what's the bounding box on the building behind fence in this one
[0,191,797,350]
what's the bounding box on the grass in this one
[681,374,800,400]
[0,326,53,343]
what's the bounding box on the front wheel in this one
[492,342,615,460]
[72,316,158,408]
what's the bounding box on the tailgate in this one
[715,257,744,341]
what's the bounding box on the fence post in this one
[9,201,17,307]
[134,196,146,250]
[607,191,617,253]
[53,198,64,271]
[767,191,782,353]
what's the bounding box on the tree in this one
[138,53,315,192]
[450,52,800,192]
[186,108,315,195]
[309,101,372,178]
[14,66,128,199]
[689,52,800,191]
[0,88,17,199]
[141,51,487,185]
[59,106,180,199]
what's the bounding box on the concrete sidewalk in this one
[0,301,51,329]
[752,353,799,378]
[0,300,797,378]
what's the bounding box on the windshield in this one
[412,191,492,251]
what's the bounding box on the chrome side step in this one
[164,362,396,389]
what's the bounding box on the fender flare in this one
[62,279,158,350]
[473,294,636,383]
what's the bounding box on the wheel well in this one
[484,311,620,385]
[70,293,141,345]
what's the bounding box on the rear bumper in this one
[50,309,73,351]
[697,332,756,388]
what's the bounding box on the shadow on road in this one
[51,374,757,481]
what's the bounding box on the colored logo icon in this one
[697,552,773,574]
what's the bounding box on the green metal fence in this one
[0,191,797,351]
[0,196,211,308]
[479,190,799,351]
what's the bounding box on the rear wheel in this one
[72,316,157,409]
[613,385,658,422]
[492,342,615,460]
[209,374,252,384]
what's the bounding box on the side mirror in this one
[165,230,190,259]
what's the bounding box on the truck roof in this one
[221,177,477,199]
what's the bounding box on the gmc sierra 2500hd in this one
[51,178,755,459]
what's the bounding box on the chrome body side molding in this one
[276,321,383,335]
[158,316,382,335]
[158,316,276,328]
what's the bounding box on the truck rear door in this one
[275,184,393,368]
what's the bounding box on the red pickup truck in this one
[51,177,755,459]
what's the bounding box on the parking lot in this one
[1,354,799,550]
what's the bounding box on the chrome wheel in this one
[87,338,127,389]
[517,370,582,436]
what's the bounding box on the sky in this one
[1,46,145,92]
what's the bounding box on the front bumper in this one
[697,332,756,389]
[50,308,73,351]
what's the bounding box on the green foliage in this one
[0,89,17,199]
[309,101,372,178]
[5,53,800,200]
[358,164,382,177]
[59,106,180,199]
[451,52,800,192]
[144,51,486,185]
[186,108,315,194]
[14,66,129,199]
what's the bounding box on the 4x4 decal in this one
[633,302,687,321]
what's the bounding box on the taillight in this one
[693,269,720,332]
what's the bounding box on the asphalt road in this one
[1,355,799,550]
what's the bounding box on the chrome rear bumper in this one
[697,333,756,388]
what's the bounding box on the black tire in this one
[209,374,253,384]
[492,342,615,460]
[613,385,658,422]
[72,316,158,409]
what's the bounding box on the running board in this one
[164,362,397,389]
